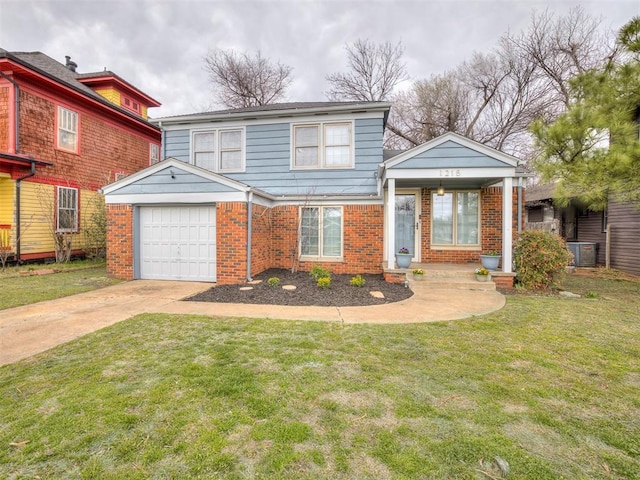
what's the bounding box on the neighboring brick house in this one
[103,102,525,285]
[0,49,161,262]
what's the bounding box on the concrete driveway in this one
[0,279,505,366]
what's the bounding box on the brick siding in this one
[106,204,133,280]
[421,187,519,263]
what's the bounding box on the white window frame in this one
[292,121,354,170]
[57,106,79,153]
[431,190,481,248]
[149,143,160,165]
[191,128,245,173]
[299,206,344,261]
[56,186,78,233]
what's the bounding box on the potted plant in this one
[480,250,501,271]
[395,247,412,268]
[412,268,425,280]
[475,267,490,282]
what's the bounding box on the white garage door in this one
[140,206,216,282]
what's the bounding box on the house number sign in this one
[439,169,462,177]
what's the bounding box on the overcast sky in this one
[1,0,637,118]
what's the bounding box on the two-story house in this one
[103,102,525,286]
[0,49,161,263]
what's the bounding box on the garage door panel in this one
[140,206,216,282]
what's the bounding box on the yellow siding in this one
[141,105,148,120]
[94,88,121,106]
[79,190,105,251]
[19,183,56,255]
[0,177,14,250]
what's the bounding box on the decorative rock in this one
[282,285,297,291]
[370,291,385,299]
[559,291,581,298]
[239,287,254,291]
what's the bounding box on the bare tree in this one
[386,7,619,162]
[205,49,293,108]
[326,39,408,101]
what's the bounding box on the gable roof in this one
[102,158,252,194]
[152,101,391,125]
[0,49,159,128]
[384,132,520,170]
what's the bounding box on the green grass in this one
[1,273,639,479]
[0,262,120,309]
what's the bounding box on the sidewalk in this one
[0,278,505,366]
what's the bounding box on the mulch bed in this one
[185,268,414,307]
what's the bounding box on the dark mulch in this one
[186,268,414,306]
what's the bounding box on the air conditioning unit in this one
[567,242,597,267]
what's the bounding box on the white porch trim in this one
[386,178,395,269]
[502,177,513,273]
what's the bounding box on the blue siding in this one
[164,129,190,163]
[228,118,382,195]
[161,118,384,196]
[110,166,238,195]
[394,140,511,169]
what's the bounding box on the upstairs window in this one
[121,95,142,114]
[192,129,244,172]
[57,187,78,232]
[57,107,78,153]
[293,122,353,169]
[150,143,160,165]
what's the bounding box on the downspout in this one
[159,121,165,160]
[0,70,26,263]
[246,190,253,282]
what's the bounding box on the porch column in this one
[386,178,396,269]
[502,177,513,273]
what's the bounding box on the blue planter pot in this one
[395,253,412,269]
[480,255,501,271]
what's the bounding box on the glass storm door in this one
[395,193,418,259]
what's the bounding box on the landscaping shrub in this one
[514,230,573,289]
[310,265,331,280]
[349,274,366,287]
[267,277,281,287]
[317,276,331,289]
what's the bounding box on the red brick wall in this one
[106,203,133,280]
[216,202,248,285]
[270,204,384,275]
[421,187,519,263]
[250,204,273,277]
[16,89,158,189]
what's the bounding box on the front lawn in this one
[0,262,119,310]
[1,272,639,479]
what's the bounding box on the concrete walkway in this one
[0,278,505,366]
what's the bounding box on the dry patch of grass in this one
[0,262,119,310]
[0,274,639,479]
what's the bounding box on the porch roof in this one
[380,132,522,190]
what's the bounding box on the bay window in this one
[432,191,479,246]
[300,206,343,260]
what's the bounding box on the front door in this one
[395,191,420,260]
